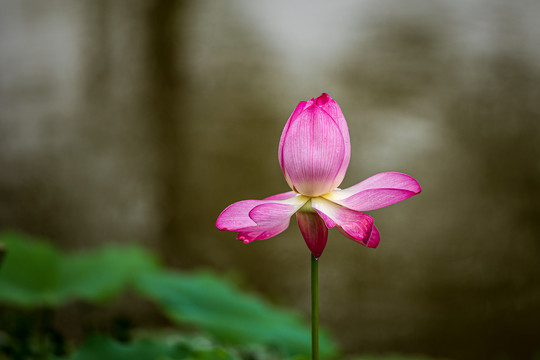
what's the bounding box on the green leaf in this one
[0,231,159,306]
[136,271,339,358]
[350,355,435,360]
[0,231,339,357]
[59,336,240,360]
[0,231,63,305]
[57,244,160,302]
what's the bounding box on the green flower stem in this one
[311,254,319,360]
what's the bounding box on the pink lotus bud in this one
[278,93,351,197]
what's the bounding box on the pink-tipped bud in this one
[278,93,351,197]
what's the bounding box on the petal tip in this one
[215,216,227,231]
[392,172,422,194]
[314,92,332,106]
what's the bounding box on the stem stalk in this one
[311,254,319,360]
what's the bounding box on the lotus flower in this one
[216,93,421,259]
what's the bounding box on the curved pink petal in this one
[280,105,346,197]
[216,191,300,231]
[324,172,421,211]
[366,225,380,248]
[314,93,351,190]
[311,197,374,246]
[236,222,290,243]
[237,203,299,242]
[278,100,309,175]
[216,193,308,243]
[338,224,380,248]
[216,200,259,230]
[278,93,350,196]
[264,191,297,201]
[296,209,328,259]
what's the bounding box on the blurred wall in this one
[1,0,539,359]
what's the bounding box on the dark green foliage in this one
[136,272,337,358]
[350,356,433,360]
[0,231,159,306]
[0,232,62,306]
[60,336,240,360]
[0,231,338,358]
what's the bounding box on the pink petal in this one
[324,172,421,211]
[311,197,374,246]
[278,94,351,197]
[264,191,297,201]
[339,224,380,248]
[278,101,309,175]
[237,203,298,242]
[216,200,260,230]
[216,193,308,243]
[236,222,290,243]
[366,225,380,248]
[216,191,299,231]
[280,105,346,196]
[296,210,328,259]
[313,93,351,190]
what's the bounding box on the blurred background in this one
[1,0,539,359]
